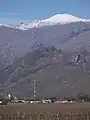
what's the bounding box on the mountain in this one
[3,46,90,98]
[17,14,90,30]
[0,21,90,59]
[0,13,90,30]
[0,13,90,98]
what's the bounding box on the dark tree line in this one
[76,93,90,102]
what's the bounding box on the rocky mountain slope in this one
[0,14,90,98]
[3,45,90,98]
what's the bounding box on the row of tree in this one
[47,93,90,103]
[64,93,90,102]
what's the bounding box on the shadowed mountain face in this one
[0,22,90,58]
[0,22,90,97]
[1,45,90,98]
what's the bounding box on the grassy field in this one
[0,103,90,120]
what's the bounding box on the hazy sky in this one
[0,0,90,24]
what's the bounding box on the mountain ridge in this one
[0,13,90,30]
[0,14,90,97]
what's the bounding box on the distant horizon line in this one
[0,13,90,25]
[19,13,90,23]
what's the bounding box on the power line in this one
[33,79,36,100]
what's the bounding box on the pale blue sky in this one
[0,0,90,24]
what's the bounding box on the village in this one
[0,92,89,105]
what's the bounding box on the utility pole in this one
[33,79,36,100]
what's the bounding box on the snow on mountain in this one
[0,23,13,28]
[0,13,90,30]
[18,13,90,30]
[17,20,41,30]
[43,14,90,23]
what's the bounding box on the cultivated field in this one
[0,103,90,120]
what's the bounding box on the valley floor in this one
[0,103,90,120]
[1,103,90,112]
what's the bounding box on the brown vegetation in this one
[0,103,90,120]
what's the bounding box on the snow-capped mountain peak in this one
[0,13,90,30]
[18,13,90,30]
[43,13,88,23]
